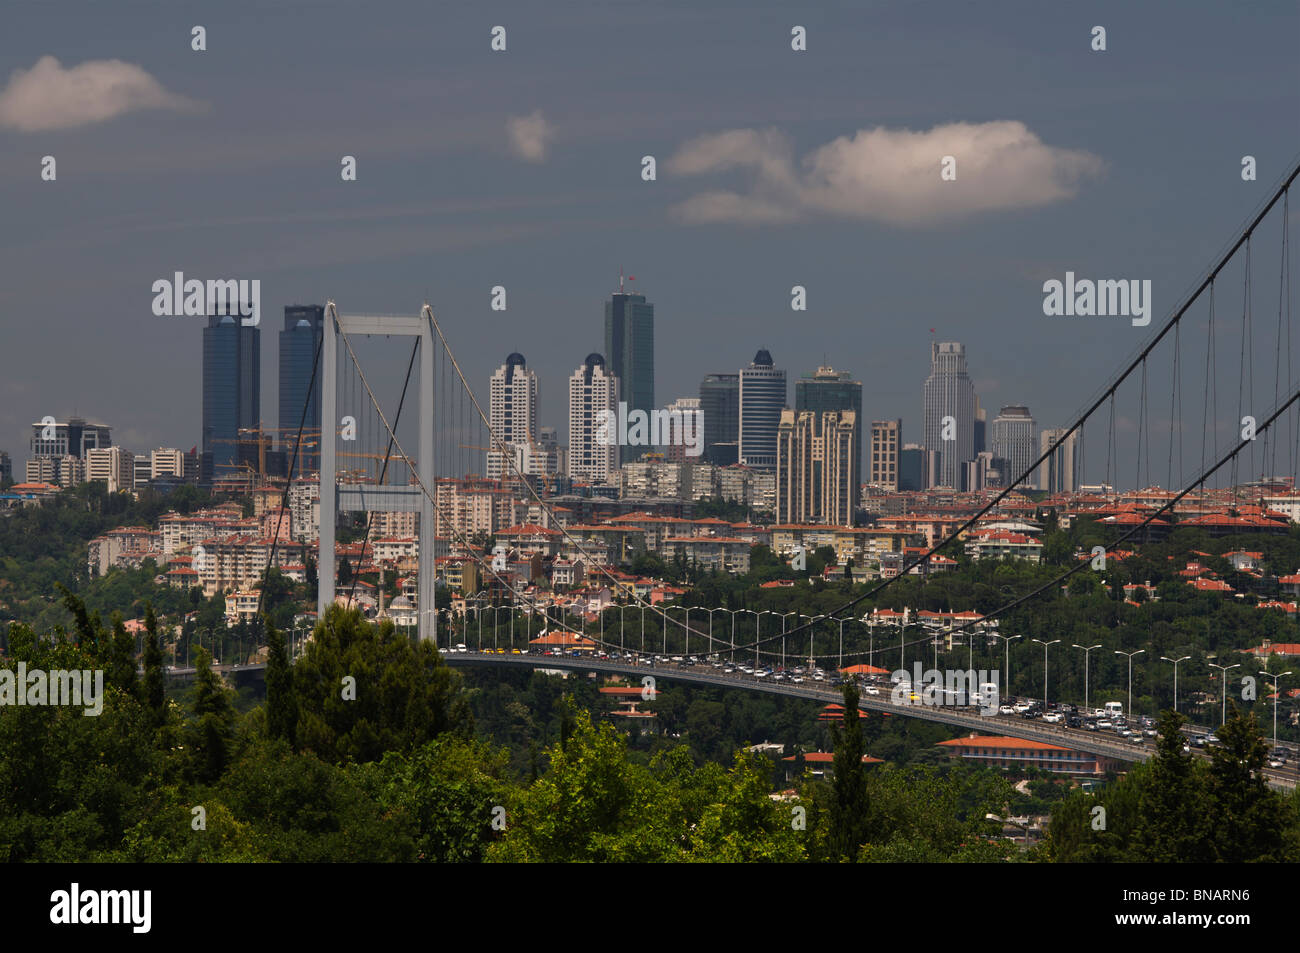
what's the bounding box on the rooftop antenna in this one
[619,267,624,294]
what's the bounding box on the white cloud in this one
[667,121,1104,227]
[506,110,553,162]
[0,55,200,132]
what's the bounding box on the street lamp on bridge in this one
[1032,639,1060,708]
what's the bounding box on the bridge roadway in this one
[159,652,1296,791]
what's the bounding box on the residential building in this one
[776,409,858,526]
[568,353,619,483]
[795,365,863,491]
[487,352,540,478]
[870,419,902,491]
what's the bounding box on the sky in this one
[1,0,1298,487]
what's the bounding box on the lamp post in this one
[1114,649,1145,717]
[1032,639,1060,708]
[1208,662,1240,725]
[1160,655,1191,713]
[1259,670,1292,752]
[991,633,1021,701]
[862,613,875,672]
[798,614,817,672]
[779,611,797,671]
[709,607,725,659]
[737,609,760,668]
[758,609,779,669]
[838,616,846,673]
[1073,643,1102,712]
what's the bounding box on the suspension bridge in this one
[245,155,1300,772]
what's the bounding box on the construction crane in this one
[211,426,320,479]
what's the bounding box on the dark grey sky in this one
[1,0,1297,487]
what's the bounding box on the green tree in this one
[827,681,871,860]
[290,605,471,764]
[264,615,297,747]
[1133,709,1211,861]
[186,647,235,783]
[141,604,166,726]
[1205,707,1298,862]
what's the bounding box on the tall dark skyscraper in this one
[279,304,324,477]
[739,349,786,471]
[795,365,863,493]
[202,312,260,484]
[699,372,740,465]
[604,277,654,461]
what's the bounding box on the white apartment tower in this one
[487,352,540,478]
[568,353,619,483]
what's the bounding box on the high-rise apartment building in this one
[279,305,324,477]
[203,312,260,485]
[776,409,857,526]
[922,342,976,490]
[1038,428,1081,493]
[487,352,540,478]
[991,405,1036,489]
[870,419,902,490]
[699,372,740,466]
[795,366,863,492]
[604,281,654,461]
[568,353,619,483]
[739,350,786,471]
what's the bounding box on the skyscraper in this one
[776,409,857,526]
[1038,427,1080,493]
[279,304,324,477]
[870,419,902,490]
[699,372,740,466]
[795,365,863,492]
[739,349,786,471]
[487,352,540,478]
[922,342,976,490]
[991,405,1036,489]
[568,353,619,483]
[203,312,260,485]
[604,280,654,461]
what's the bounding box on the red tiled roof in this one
[782,752,882,764]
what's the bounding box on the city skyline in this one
[3,2,1296,490]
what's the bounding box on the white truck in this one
[1103,701,1124,721]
